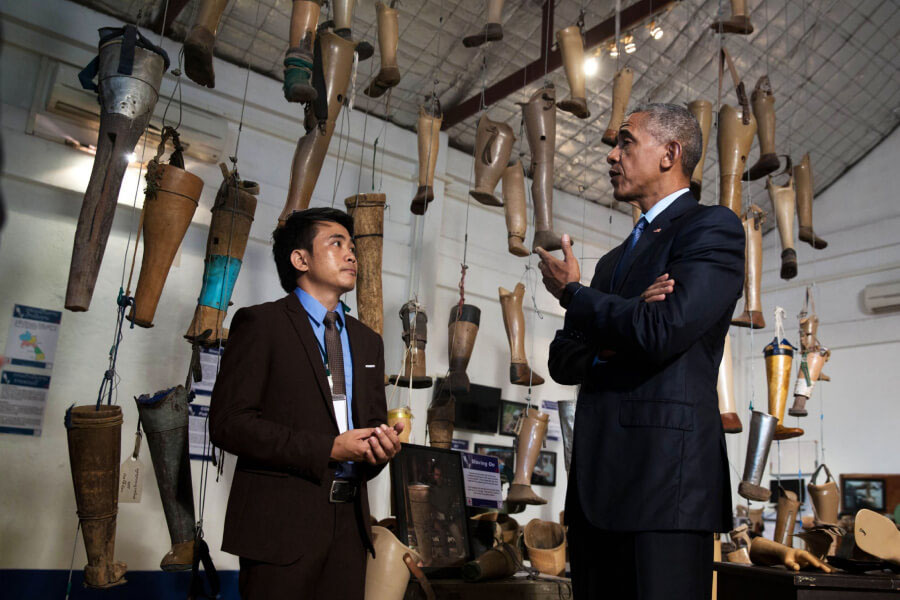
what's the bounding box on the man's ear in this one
[290,248,310,274]
[661,140,683,172]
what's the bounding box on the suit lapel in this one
[591,246,623,292]
[344,315,363,428]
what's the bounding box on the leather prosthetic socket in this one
[745,76,779,180]
[726,525,752,564]
[332,0,374,59]
[389,301,433,389]
[557,400,575,475]
[774,489,800,548]
[807,464,840,526]
[284,0,322,103]
[67,27,167,312]
[470,114,515,206]
[411,100,443,215]
[281,32,356,223]
[717,103,757,216]
[790,347,829,417]
[185,167,258,346]
[366,526,432,600]
[523,519,566,576]
[738,410,778,502]
[717,333,742,433]
[732,205,766,329]
[764,329,803,440]
[406,484,435,565]
[556,26,590,119]
[345,193,386,334]
[854,509,900,567]
[710,0,754,34]
[687,99,712,199]
[447,304,480,395]
[462,0,505,47]
[364,2,401,98]
[507,408,549,505]
[601,68,634,147]
[184,0,228,87]
[427,389,454,449]
[502,159,529,257]
[135,387,196,571]
[499,283,544,386]
[520,85,562,252]
[768,171,798,280]
[749,537,832,572]
[462,542,520,582]
[65,405,127,588]
[794,153,828,249]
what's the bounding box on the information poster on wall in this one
[192,347,223,396]
[541,400,562,442]
[189,403,213,461]
[0,371,51,436]
[460,451,503,509]
[451,439,469,451]
[4,305,61,370]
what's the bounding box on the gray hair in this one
[626,103,702,177]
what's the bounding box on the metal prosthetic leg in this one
[364,2,401,98]
[499,283,544,386]
[732,205,766,329]
[65,405,128,588]
[523,519,566,576]
[447,304,480,395]
[687,99,712,199]
[520,85,562,252]
[462,0,505,47]
[738,410,777,502]
[389,301,433,389]
[717,103,757,216]
[67,27,168,312]
[556,26,590,119]
[462,542,520,582]
[345,193,386,335]
[764,316,803,441]
[411,100,443,215]
[768,170,798,280]
[774,489,800,547]
[507,407,549,505]
[470,114,515,206]
[135,387,196,571]
[794,153,828,249]
[601,67,633,147]
[790,346,829,417]
[807,464,840,526]
[183,0,228,88]
[745,76,779,180]
[717,333,742,433]
[283,0,321,103]
[710,0,754,34]
[502,159,529,257]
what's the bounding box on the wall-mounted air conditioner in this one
[863,281,900,314]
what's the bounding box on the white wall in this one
[0,0,632,572]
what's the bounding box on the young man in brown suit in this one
[210,207,402,598]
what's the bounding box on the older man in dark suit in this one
[537,103,744,599]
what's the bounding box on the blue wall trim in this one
[0,569,240,599]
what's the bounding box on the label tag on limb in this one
[119,457,143,503]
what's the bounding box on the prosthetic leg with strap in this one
[284,0,322,103]
[470,114,515,206]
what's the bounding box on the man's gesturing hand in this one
[365,423,403,465]
[536,234,580,299]
[330,423,404,465]
[642,273,675,303]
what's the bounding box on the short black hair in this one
[627,103,703,177]
[272,207,354,293]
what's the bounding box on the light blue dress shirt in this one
[640,187,689,224]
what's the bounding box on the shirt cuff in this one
[560,282,584,309]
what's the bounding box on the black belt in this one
[329,479,359,503]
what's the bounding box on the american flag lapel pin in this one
[653,227,662,233]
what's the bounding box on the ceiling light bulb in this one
[651,25,664,39]
[625,41,636,53]
[608,42,619,58]
[583,56,599,76]
[126,152,137,163]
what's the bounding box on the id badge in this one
[332,393,348,434]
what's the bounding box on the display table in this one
[404,576,573,600]
[715,562,900,599]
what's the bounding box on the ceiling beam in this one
[442,0,679,129]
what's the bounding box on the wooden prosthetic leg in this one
[764,317,803,441]
[710,0,754,34]
[745,76,779,180]
[499,283,544,386]
[332,0,374,59]
[774,489,800,548]
[462,0,505,47]
[447,304,480,394]
[732,205,766,329]
[717,103,757,216]
[556,26,590,119]
[601,67,633,146]
[687,99,712,199]
[364,2,401,98]
[807,464,840,526]
[717,333,742,433]
[790,347,829,417]
[768,170,798,280]
[520,85,562,252]
[411,100,442,215]
[507,408,549,505]
[794,153,828,249]
[344,193,385,335]
[389,301,433,389]
[183,0,228,88]
[283,0,321,103]
[502,159,529,257]
[470,114,515,206]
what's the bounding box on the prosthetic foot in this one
[499,283,544,386]
[135,387,196,571]
[790,346,829,417]
[183,0,227,87]
[768,170,798,280]
[764,322,803,441]
[470,114,515,206]
[507,407,549,505]
[774,489,800,548]
[462,0,505,47]
[717,103,757,216]
[601,67,634,146]
[283,1,321,103]
[794,153,828,249]
[556,26,590,118]
[710,0,754,34]
[745,76,779,180]
[854,509,900,566]
[447,304,480,394]
[366,526,430,600]
[807,464,840,526]
[411,100,442,215]
[732,205,766,329]
[717,333,742,433]
[462,542,520,582]
[333,0,374,60]
[389,301,433,388]
[364,2,401,98]
[345,193,386,335]
[520,85,562,252]
[687,99,712,199]
[502,160,529,257]
[738,411,777,502]
[523,519,566,576]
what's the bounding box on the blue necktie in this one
[612,217,647,288]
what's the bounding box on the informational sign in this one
[4,305,61,370]
[451,438,469,451]
[541,400,562,442]
[192,347,223,396]
[0,371,51,436]
[189,403,213,461]
[460,451,503,509]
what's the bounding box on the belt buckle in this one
[330,479,355,503]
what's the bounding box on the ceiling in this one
[70,0,900,222]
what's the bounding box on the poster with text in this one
[189,403,213,461]
[4,305,61,370]
[0,371,51,436]
[192,347,223,396]
[542,400,562,442]
[460,451,503,508]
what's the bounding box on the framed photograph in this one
[473,443,515,485]
[390,443,473,570]
[532,450,557,487]
[841,478,886,512]
[498,399,527,437]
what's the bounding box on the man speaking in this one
[537,104,744,599]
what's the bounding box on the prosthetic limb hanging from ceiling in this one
[389,301,433,389]
[183,0,228,88]
[687,99,712,199]
[499,283,544,386]
[745,76,779,180]
[502,159,529,257]
[520,85,562,252]
[283,0,322,103]
[731,204,766,329]
[601,67,633,147]
[767,159,798,280]
[737,410,777,502]
[556,26,590,119]
[507,408,550,506]
[794,153,828,249]
[717,333,742,433]
[716,48,756,216]
[764,308,803,441]
[411,98,443,215]
[345,193,386,335]
[364,2,401,98]
[470,114,515,206]
[462,0,505,47]
[710,0,754,35]
[789,346,830,417]
[332,0,374,59]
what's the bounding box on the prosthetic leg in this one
[66,27,168,312]
[520,86,562,252]
[710,0,754,34]
[764,322,803,440]
[794,153,828,249]
[738,410,777,502]
[556,26,590,119]
[364,2,401,98]
[135,387,196,571]
[790,347,829,417]
[601,68,634,147]
[411,100,443,215]
[470,114,515,206]
[745,76,779,180]
[774,489,800,548]
[502,160,529,257]
[462,0,505,47]
[447,304,480,394]
[687,99,712,199]
[427,389,454,449]
[727,525,753,564]
[407,484,435,565]
[807,464,840,526]
[499,283,544,386]
[523,519,566,576]
[332,0,374,59]
[389,301,433,388]
[717,333,742,433]
[65,405,127,588]
[284,0,321,103]
[183,0,228,88]
[768,171,798,280]
[345,193,386,335]
[507,407,549,505]
[732,205,766,329]
[366,526,432,600]
[462,542,520,582]
[717,103,757,216]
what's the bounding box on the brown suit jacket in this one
[209,292,388,565]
